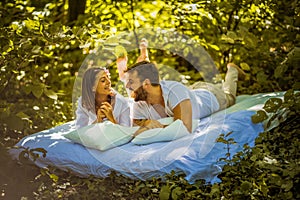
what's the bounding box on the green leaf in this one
[243,33,257,48]
[49,173,59,183]
[227,31,238,40]
[159,185,171,200]
[210,184,220,195]
[281,181,293,191]
[250,154,257,161]
[32,85,44,98]
[208,44,220,51]
[240,62,250,71]
[284,89,294,102]
[260,184,269,196]
[171,187,183,200]
[119,39,131,45]
[274,64,288,79]
[292,82,300,90]
[22,84,32,95]
[32,45,41,54]
[105,36,119,46]
[240,181,252,191]
[221,34,235,44]
[225,131,233,137]
[256,71,268,83]
[252,110,268,123]
[263,98,283,113]
[183,47,190,57]
[44,89,58,100]
[114,45,127,58]
[216,137,228,144]
[16,112,30,120]
[24,18,39,30]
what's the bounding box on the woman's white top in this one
[75,93,131,129]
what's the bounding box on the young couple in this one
[75,39,246,136]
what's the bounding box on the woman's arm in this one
[75,98,90,129]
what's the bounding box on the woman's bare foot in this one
[136,38,150,62]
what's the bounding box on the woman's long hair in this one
[81,67,110,113]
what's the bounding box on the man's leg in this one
[223,63,246,107]
[189,63,246,110]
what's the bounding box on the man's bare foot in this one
[227,63,246,80]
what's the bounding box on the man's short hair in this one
[125,61,160,86]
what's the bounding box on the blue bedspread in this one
[9,92,285,183]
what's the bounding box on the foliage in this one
[0,0,299,199]
[6,88,298,199]
[214,89,299,199]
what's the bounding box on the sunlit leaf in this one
[115,45,127,58]
[32,46,41,54]
[240,62,250,71]
[49,174,59,183]
[24,18,39,30]
[16,112,30,120]
[221,34,235,44]
[44,89,58,100]
[105,36,119,46]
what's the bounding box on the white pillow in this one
[131,118,199,145]
[64,118,199,150]
[64,121,139,151]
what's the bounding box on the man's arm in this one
[133,99,193,136]
[173,99,193,133]
[133,119,165,136]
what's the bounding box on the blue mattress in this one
[9,92,285,183]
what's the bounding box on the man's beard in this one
[131,86,148,102]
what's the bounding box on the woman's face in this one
[94,71,112,95]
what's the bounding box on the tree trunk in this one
[68,0,86,24]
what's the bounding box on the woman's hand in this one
[100,102,117,124]
[96,109,105,123]
[136,38,150,63]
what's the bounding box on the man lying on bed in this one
[119,59,246,136]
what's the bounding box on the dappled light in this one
[0,0,299,199]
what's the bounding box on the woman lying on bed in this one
[75,67,131,129]
[76,38,152,130]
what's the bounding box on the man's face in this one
[124,70,148,102]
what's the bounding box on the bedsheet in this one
[9,92,285,183]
